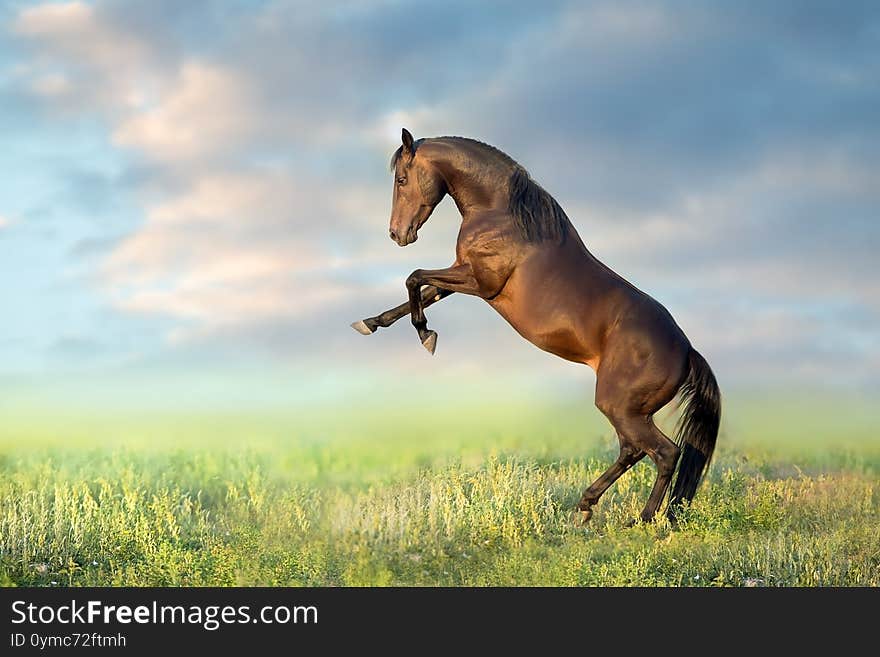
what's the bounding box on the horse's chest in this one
[485,266,598,367]
[458,244,514,299]
[490,296,590,365]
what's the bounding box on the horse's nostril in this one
[390,229,398,241]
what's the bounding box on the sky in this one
[1,0,878,411]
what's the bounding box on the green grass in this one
[1,399,878,586]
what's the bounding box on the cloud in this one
[102,169,358,334]
[12,1,168,113]
[113,62,257,162]
[15,2,113,55]
[28,72,73,98]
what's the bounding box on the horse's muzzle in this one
[390,228,417,247]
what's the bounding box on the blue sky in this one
[1,1,878,409]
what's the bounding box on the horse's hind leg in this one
[586,354,684,523]
[622,416,680,522]
[606,402,680,522]
[586,407,679,523]
[577,438,645,521]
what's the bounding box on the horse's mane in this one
[506,166,569,243]
[390,136,570,244]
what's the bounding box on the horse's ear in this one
[401,128,414,154]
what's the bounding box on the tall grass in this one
[1,403,877,587]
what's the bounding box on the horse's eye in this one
[397,177,406,185]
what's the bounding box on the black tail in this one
[668,349,721,518]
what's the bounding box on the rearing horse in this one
[352,129,721,523]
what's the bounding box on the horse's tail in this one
[668,348,721,517]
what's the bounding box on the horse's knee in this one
[405,270,422,291]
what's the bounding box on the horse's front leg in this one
[406,264,482,354]
[351,286,453,335]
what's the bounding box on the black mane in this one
[507,166,569,243]
[390,136,569,243]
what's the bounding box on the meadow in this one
[1,396,878,586]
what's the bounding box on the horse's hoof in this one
[573,508,592,526]
[421,331,437,355]
[624,517,644,528]
[351,320,374,335]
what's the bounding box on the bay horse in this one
[352,129,721,523]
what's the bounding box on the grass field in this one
[1,397,878,586]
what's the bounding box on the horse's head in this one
[389,128,446,246]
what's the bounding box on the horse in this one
[351,129,721,523]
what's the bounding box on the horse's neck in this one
[432,142,511,217]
